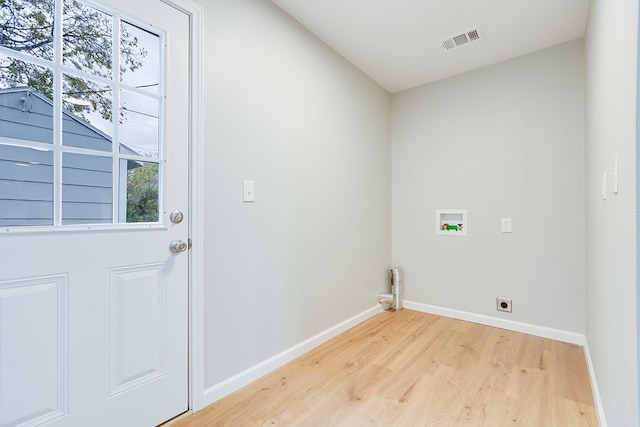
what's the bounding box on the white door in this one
[0,0,190,425]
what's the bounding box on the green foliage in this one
[126,162,158,223]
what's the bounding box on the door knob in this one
[169,210,184,224]
[169,239,188,254]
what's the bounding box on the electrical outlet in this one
[496,297,512,313]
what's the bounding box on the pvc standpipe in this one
[378,267,403,310]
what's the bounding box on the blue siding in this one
[61,152,113,223]
[61,202,112,224]
[62,165,113,188]
[0,145,116,226]
[0,145,53,163]
[0,145,54,226]
[0,88,139,227]
[62,152,112,171]
[0,200,53,220]
[0,158,53,181]
[0,180,53,200]
[0,91,54,144]
[63,115,113,152]
[61,184,112,203]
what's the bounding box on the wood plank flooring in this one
[175,309,597,426]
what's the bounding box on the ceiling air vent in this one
[441,27,483,51]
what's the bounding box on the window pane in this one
[119,90,158,157]
[62,73,113,151]
[63,0,113,79]
[0,0,55,61]
[120,160,158,223]
[0,54,54,144]
[120,22,159,94]
[0,143,53,226]
[0,53,54,99]
[62,152,112,225]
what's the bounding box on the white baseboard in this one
[582,339,608,427]
[201,304,384,408]
[403,300,585,345]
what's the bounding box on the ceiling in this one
[269,0,591,93]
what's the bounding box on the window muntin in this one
[0,0,164,228]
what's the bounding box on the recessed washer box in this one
[436,209,467,236]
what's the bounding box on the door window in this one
[0,0,163,227]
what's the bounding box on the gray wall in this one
[193,2,640,425]
[198,0,391,388]
[391,40,586,333]
[585,0,639,425]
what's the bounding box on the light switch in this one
[243,180,255,202]
[501,218,512,233]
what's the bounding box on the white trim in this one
[160,0,205,413]
[183,0,205,413]
[583,339,608,427]
[403,300,585,345]
[201,305,384,407]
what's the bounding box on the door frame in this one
[157,0,205,413]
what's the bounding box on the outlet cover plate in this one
[496,297,512,313]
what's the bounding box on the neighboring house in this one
[0,87,139,226]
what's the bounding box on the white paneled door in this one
[0,0,190,425]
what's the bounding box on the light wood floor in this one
[176,309,597,426]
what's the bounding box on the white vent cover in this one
[441,28,483,51]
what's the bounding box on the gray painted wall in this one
[585,0,639,425]
[391,40,586,333]
[198,0,391,388]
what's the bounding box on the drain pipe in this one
[378,267,403,310]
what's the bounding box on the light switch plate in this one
[243,180,255,202]
[501,218,512,233]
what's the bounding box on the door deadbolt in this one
[169,210,184,224]
[169,239,188,254]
